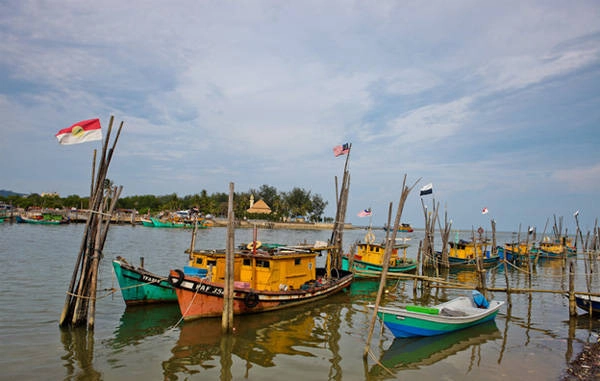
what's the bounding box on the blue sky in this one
[1,1,599,233]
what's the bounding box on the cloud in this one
[553,163,600,192]
[361,97,474,145]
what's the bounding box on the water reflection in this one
[162,295,348,380]
[60,328,101,380]
[108,304,181,349]
[369,321,501,377]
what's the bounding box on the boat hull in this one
[169,268,353,321]
[16,215,69,224]
[341,256,416,277]
[112,259,177,305]
[574,294,600,315]
[373,297,504,338]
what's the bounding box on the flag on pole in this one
[419,183,433,196]
[333,143,350,157]
[357,208,372,217]
[574,210,579,217]
[55,119,102,145]
[482,207,489,215]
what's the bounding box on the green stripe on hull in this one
[112,261,177,305]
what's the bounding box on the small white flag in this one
[482,207,489,215]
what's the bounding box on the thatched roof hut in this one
[247,199,271,214]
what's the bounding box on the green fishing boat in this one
[112,257,178,306]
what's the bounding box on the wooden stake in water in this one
[364,175,419,358]
[222,182,235,333]
[59,115,124,329]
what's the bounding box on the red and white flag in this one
[482,207,489,215]
[333,143,350,157]
[357,208,372,217]
[55,119,102,145]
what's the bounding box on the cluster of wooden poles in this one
[59,116,124,329]
[363,180,600,358]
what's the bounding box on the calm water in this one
[1,222,598,380]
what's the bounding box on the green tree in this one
[309,194,328,222]
[283,187,312,218]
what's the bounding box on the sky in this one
[1,1,599,233]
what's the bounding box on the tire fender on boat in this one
[244,292,259,308]
[169,269,185,286]
[246,241,262,250]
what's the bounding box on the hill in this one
[0,189,25,197]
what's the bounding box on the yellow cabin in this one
[239,251,317,291]
[538,237,575,254]
[356,243,408,266]
[186,249,242,281]
[448,240,490,259]
[505,242,531,254]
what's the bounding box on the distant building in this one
[41,192,60,198]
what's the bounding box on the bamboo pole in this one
[222,182,235,332]
[364,175,419,358]
[59,116,124,329]
[569,262,576,316]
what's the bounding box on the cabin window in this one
[257,260,270,268]
[207,260,217,266]
[243,259,251,266]
[195,258,203,265]
[294,258,301,265]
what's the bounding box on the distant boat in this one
[342,229,416,277]
[140,217,154,227]
[16,213,69,225]
[497,243,536,263]
[370,292,504,338]
[384,223,414,233]
[142,216,209,228]
[531,237,576,258]
[437,239,499,268]
[150,217,187,228]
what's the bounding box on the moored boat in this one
[112,257,178,305]
[16,213,69,225]
[168,244,354,321]
[140,217,154,227]
[573,293,600,315]
[384,223,414,233]
[371,291,504,338]
[112,242,283,306]
[437,239,499,268]
[342,229,416,277]
[532,237,576,258]
[497,242,536,263]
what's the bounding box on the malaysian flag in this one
[333,143,350,157]
[357,208,372,217]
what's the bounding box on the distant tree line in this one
[0,184,331,223]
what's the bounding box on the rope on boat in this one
[66,288,117,300]
[168,280,202,330]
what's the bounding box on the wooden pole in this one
[364,175,419,358]
[59,115,124,329]
[222,182,235,332]
[568,261,576,316]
